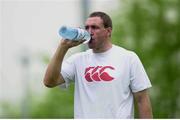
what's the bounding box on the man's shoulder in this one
[113,44,136,56]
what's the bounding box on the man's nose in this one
[86,28,93,35]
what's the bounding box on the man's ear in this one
[106,27,112,37]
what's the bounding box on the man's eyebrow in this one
[84,25,99,28]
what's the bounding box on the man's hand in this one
[60,39,85,49]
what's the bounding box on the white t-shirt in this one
[61,45,152,119]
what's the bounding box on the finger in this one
[77,40,85,44]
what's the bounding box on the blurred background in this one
[0,0,180,118]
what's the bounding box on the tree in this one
[112,0,180,118]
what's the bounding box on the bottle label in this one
[75,28,85,40]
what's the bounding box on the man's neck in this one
[93,42,112,53]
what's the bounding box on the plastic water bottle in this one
[58,26,91,43]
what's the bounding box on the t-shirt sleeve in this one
[129,52,152,93]
[60,55,76,88]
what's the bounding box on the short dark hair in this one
[89,11,112,29]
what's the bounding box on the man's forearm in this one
[43,39,84,87]
[137,96,153,118]
[43,43,69,87]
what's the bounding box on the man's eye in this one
[85,26,89,30]
[85,25,99,30]
[91,25,97,29]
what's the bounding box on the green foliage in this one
[0,84,74,118]
[0,102,21,118]
[29,84,74,118]
[112,0,180,118]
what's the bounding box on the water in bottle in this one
[59,26,91,43]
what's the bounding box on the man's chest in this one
[75,56,130,84]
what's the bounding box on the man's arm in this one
[43,39,84,88]
[133,89,153,118]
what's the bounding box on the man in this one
[43,11,153,118]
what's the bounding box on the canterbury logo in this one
[84,66,115,82]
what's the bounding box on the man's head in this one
[85,11,113,52]
[89,11,112,29]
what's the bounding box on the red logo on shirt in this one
[84,66,115,82]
